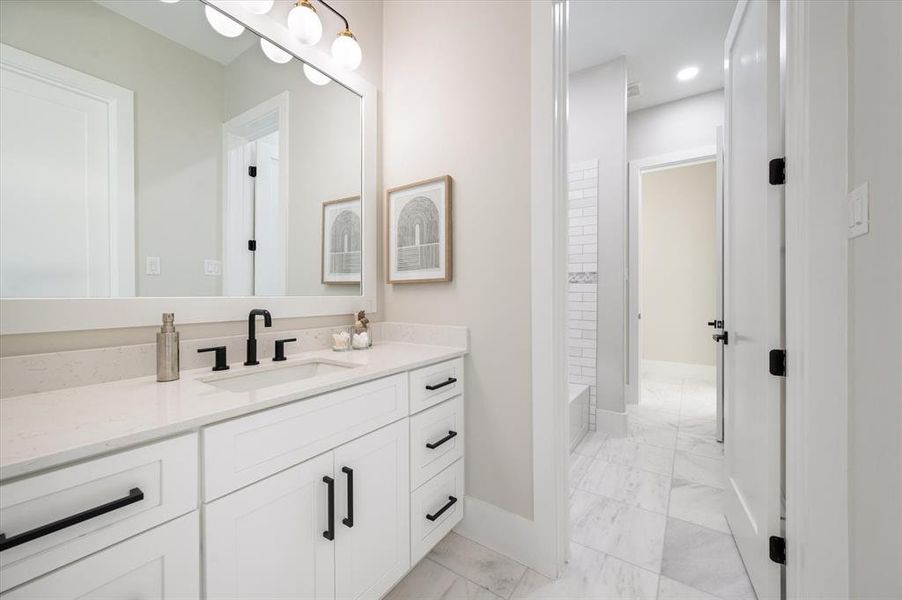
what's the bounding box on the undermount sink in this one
[202,359,357,393]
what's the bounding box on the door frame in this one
[626,146,717,407]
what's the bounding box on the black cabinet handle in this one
[0,487,144,553]
[425,377,457,391]
[426,495,458,522]
[323,476,335,541]
[341,467,354,528]
[426,430,458,450]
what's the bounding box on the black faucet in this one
[245,309,272,366]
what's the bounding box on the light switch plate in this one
[848,182,869,239]
[145,256,161,276]
[204,259,222,276]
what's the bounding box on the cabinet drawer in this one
[203,374,408,500]
[3,511,200,599]
[409,396,464,490]
[409,358,464,414]
[0,434,197,593]
[410,458,464,564]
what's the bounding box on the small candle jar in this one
[331,327,352,352]
[352,329,373,350]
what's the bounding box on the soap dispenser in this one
[156,313,180,382]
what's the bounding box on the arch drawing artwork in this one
[385,175,453,284]
[322,196,362,284]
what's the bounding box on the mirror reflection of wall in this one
[0,0,362,299]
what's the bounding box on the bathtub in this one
[569,384,590,452]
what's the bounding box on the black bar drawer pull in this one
[426,430,458,450]
[0,487,144,553]
[323,476,335,541]
[341,467,354,528]
[426,495,458,522]
[425,377,457,391]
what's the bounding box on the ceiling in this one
[569,0,737,112]
[95,0,256,66]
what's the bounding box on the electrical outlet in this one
[145,256,161,276]
[204,259,222,276]
[848,182,869,239]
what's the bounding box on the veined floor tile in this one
[579,460,671,514]
[512,543,658,599]
[385,558,502,600]
[571,452,593,488]
[661,519,755,600]
[673,452,724,489]
[678,415,717,438]
[629,405,680,431]
[598,437,676,476]
[637,381,682,415]
[667,479,729,534]
[627,421,678,449]
[656,576,722,600]
[570,489,667,572]
[428,532,527,599]
[574,431,609,458]
[676,432,724,459]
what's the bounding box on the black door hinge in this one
[769,158,785,185]
[769,349,786,377]
[769,536,786,565]
[248,240,257,251]
[248,166,257,178]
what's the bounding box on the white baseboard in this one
[594,408,628,435]
[453,495,550,575]
[642,359,716,382]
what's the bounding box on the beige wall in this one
[628,90,724,161]
[847,1,902,596]
[641,162,716,367]
[0,0,225,297]
[381,0,534,519]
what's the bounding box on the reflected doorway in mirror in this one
[321,196,362,284]
[385,176,453,284]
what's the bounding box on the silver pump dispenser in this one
[156,313,180,382]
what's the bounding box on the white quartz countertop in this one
[0,342,465,481]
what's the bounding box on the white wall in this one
[641,162,716,367]
[569,59,627,417]
[847,1,902,596]
[628,89,723,161]
[381,0,533,519]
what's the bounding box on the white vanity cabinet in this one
[204,420,410,600]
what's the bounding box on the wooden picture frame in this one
[321,196,362,285]
[384,175,453,284]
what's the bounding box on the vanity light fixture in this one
[261,38,293,64]
[676,65,699,81]
[331,28,362,71]
[204,5,245,38]
[303,63,331,86]
[242,0,274,15]
[287,0,323,46]
[159,0,180,3]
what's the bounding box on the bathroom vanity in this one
[0,343,465,598]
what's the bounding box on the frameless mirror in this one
[0,0,362,298]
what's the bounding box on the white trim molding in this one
[0,1,378,334]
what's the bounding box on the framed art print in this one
[322,196,362,284]
[385,176,452,284]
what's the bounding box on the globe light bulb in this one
[159,0,180,4]
[205,6,244,38]
[260,39,292,64]
[242,0,274,15]
[287,1,322,46]
[331,30,362,71]
[303,64,331,86]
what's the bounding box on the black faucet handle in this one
[198,346,230,371]
[273,338,297,362]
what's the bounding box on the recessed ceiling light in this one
[677,66,699,81]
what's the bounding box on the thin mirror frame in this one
[0,0,378,334]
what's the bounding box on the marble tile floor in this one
[387,375,755,600]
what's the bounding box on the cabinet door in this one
[204,452,334,600]
[3,512,199,600]
[334,420,410,600]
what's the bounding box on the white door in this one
[204,452,335,600]
[4,512,199,599]
[334,420,410,600]
[253,132,286,295]
[723,0,784,598]
[714,127,725,443]
[0,44,134,298]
